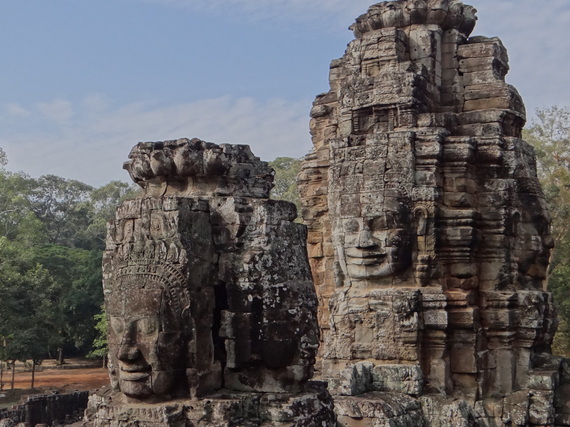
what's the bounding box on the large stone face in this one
[92,139,335,425]
[298,0,567,424]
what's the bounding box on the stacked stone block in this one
[87,139,335,426]
[298,0,568,425]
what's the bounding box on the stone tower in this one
[88,139,336,426]
[298,0,569,424]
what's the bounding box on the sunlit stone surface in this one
[298,0,569,425]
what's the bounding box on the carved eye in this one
[344,219,360,233]
[110,317,124,334]
[371,215,388,230]
[386,213,399,228]
[138,317,160,335]
[387,230,407,247]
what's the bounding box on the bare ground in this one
[0,360,109,409]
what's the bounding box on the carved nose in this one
[118,342,141,361]
[357,228,377,248]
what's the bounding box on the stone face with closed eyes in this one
[298,0,564,425]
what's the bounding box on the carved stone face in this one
[341,208,412,280]
[259,283,319,376]
[108,285,187,399]
[515,207,554,282]
[299,329,319,367]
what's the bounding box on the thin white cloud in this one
[0,95,311,186]
[82,94,111,113]
[4,104,30,118]
[132,0,570,115]
[3,0,569,188]
[37,99,74,124]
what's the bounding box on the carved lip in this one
[345,248,387,264]
[119,364,151,381]
[120,370,151,382]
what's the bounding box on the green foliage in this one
[88,309,108,360]
[525,106,570,356]
[0,171,46,244]
[0,153,135,366]
[269,157,301,212]
[0,147,8,168]
[28,175,94,248]
[30,245,103,353]
[0,239,56,364]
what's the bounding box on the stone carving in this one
[336,188,414,281]
[298,0,569,424]
[88,139,335,425]
[105,198,219,401]
[124,139,273,199]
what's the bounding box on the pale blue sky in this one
[1,0,569,186]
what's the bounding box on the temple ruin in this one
[298,0,569,425]
[86,139,335,425]
[80,0,570,426]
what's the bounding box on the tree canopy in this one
[525,106,570,356]
[269,157,301,212]
[0,158,139,378]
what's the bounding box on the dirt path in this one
[0,365,109,409]
[2,367,109,392]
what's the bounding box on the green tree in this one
[0,150,135,372]
[525,106,570,356]
[269,157,301,212]
[28,174,94,248]
[0,239,58,387]
[0,170,45,244]
[88,309,108,367]
[0,147,8,168]
[30,245,103,363]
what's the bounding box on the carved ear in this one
[414,207,429,236]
